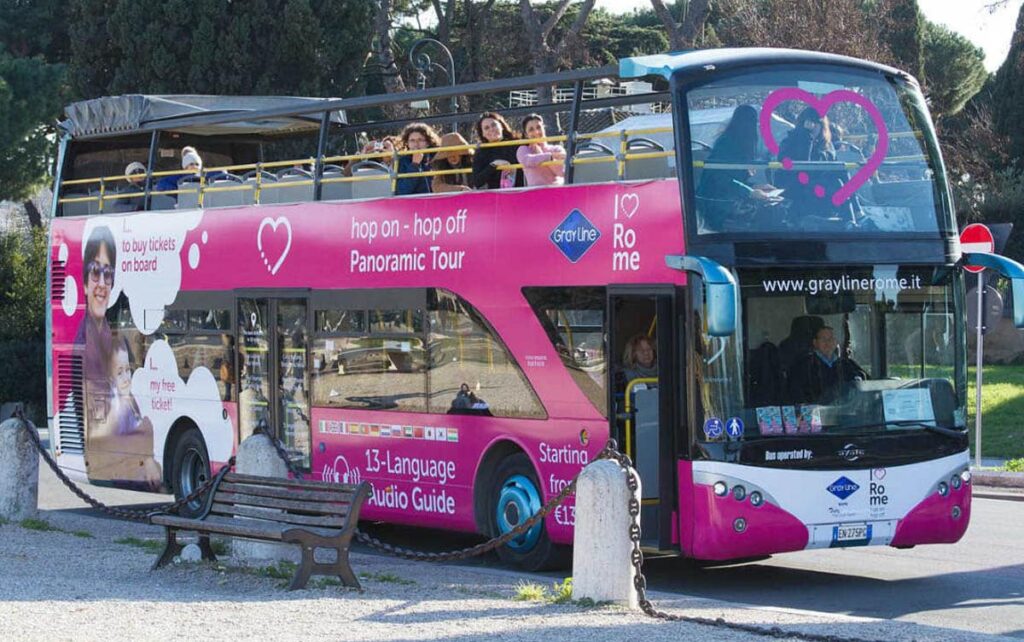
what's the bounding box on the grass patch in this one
[20,518,59,532]
[1005,458,1024,473]
[210,539,229,556]
[358,571,415,586]
[114,536,165,553]
[967,364,1024,459]
[549,578,573,604]
[512,581,548,602]
[512,578,596,606]
[71,530,94,539]
[255,561,297,580]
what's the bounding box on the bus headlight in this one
[952,505,962,520]
[713,481,728,497]
[960,470,971,485]
[732,485,746,501]
[749,491,764,507]
[733,517,747,532]
[951,475,962,490]
[937,481,949,497]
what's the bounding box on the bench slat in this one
[152,514,343,540]
[225,472,363,493]
[208,502,348,528]
[217,480,356,504]
[212,491,351,516]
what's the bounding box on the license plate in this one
[832,522,871,544]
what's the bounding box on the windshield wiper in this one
[826,420,965,437]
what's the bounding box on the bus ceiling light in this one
[733,517,747,533]
[713,481,728,497]
[749,491,764,507]
[951,474,962,490]
[937,481,949,497]
[732,485,746,501]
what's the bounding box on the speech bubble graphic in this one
[759,88,889,207]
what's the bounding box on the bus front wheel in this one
[489,453,568,571]
[170,428,211,518]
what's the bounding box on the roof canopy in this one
[60,94,347,139]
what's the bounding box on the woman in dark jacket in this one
[471,111,524,189]
[396,122,441,195]
[776,107,841,220]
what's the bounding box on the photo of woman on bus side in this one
[396,122,441,195]
[517,114,566,187]
[695,104,779,228]
[471,111,524,189]
[430,132,474,193]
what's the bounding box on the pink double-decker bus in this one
[48,50,1024,570]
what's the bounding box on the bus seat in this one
[106,187,144,213]
[348,161,392,200]
[241,171,276,205]
[204,175,248,208]
[320,169,351,201]
[150,194,176,211]
[177,179,201,210]
[624,137,675,180]
[273,168,315,204]
[572,142,618,184]
[61,193,93,216]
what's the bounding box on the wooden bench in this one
[151,471,370,590]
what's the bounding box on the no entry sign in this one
[961,223,994,274]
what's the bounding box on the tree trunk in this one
[519,0,595,107]
[651,0,712,50]
[22,200,42,229]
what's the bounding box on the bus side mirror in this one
[665,255,737,336]
[963,252,1024,328]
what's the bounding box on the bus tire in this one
[170,428,211,518]
[489,453,568,571]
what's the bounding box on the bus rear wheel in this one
[170,428,211,518]
[489,453,568,571]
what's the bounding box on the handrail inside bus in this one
[623,377,659,461]
[962,252,1024,328]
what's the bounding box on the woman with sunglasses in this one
[76,225,117,387]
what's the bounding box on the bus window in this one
[685,68,949,236]
[427,289,545,419]
[523,286,607,417]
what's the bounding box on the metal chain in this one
[250,431,889,641]
[14,412,231,523]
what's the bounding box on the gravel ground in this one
[0,460,1015,641]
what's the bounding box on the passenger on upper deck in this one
[621,334,658,385]
[696,105,779,227]
[155,146,202,194]
[430,132,473,193]
[472,111,524,190]
[124,162,146,187]
[516,114,566,187]
[775,108,843,220]
[396,122,441,195]
[788,326,867,405]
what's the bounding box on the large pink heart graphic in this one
[257,216,292,275]
[758,88,889,207]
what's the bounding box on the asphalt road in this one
[32,438,1023,639]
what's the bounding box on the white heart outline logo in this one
[620,193,640,219]
[257,216,292,276]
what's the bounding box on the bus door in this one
[608,288,679,551]
[237,295,312,470]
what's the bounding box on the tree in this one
[992,2,1024,164]
[519,0,597,103]
[0,49,65,204]
[922,21,988,119]
[0,226,48,417]
[650,0,712,50]
[875,0,924,80]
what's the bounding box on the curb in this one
[971,470,1024,489]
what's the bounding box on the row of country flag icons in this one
[319,420,459,443]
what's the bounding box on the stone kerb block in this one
[572,458,640,609]
[0,417,40,521]
[231,433,299,565]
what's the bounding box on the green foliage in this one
[922,21,988,118]
[992,4,1024,164]
[0,0,70,60]
[512,577,578,604]
[68,0,376,99]
[358,571,415,585]
[0,227,48,414]
[877,0,924,80]
[967,364,1024,459]
[975,167,1024,265]
[256,561,297,579]
[19,517,58,531]
[1004,458,1024,472]
[114,536,165,553]
[71,530,94,538]
[512,581,548,602]
[0,49,65,202]
[550,577,574,604]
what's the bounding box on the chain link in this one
[14,411,230,523]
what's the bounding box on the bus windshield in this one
[697,265,967,449]
[685,68,950,236]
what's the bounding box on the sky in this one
[593,0,1023,71]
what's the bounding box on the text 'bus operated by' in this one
[47,49,1024,570]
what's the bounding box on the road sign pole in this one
[975,275,984,469]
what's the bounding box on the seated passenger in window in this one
[621,334,658,385]
[471,111,524,189]
[517,113,566,187]
[449,382,492,416]
[431,132,473,193]
[788,326,867,405]
[775,108,846,221]
[696,105,778,228]
[396,122,441,195]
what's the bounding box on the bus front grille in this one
[56,354,85,454]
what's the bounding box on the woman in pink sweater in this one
[516,114,566,187]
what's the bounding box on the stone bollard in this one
[0,417,40,521]
[231,433,299,565]
[572,459,640,608]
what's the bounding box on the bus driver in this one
[788,326,867,404]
